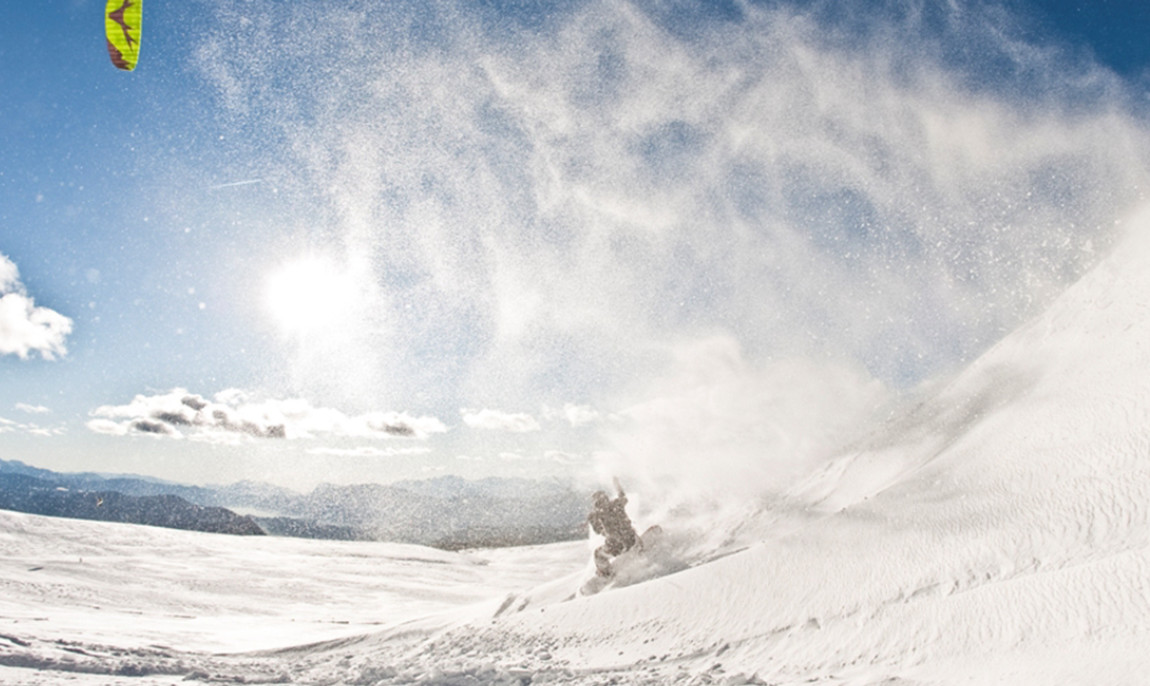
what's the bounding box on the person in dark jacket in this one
[588,483,638,577]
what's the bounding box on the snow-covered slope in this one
[0,509,587,683]
[354,210,1150,685]
[4,211,1150,685]
[460,209,1150,684]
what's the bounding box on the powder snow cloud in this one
[192,0,1150,495]
[194,0,1150,410]
[0,253,72,361]
[601,336,893,508]
[87,389,448,444]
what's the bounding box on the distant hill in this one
[0,459,218,503]
[283,478,589,548]
[0,472,264,536]
[252,516,366,541]
[0,459,591,548]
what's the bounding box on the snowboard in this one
[579,525,666,596]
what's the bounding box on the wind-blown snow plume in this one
[193,0,1150,513]
[0,253,72,361]
[604,337,891,496]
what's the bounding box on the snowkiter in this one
[588,484,638,577]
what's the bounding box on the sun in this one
[264,256,355,334]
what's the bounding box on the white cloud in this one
[543,450,586,465]
[87,389,448,442]
[86,418,131,436]
[543,403,602,427]
[306,446,433,458]
[461,408,541,433]
[25,426,63,437]
[0,257,18,292]
[455,450,584,464]
[14,403,51,414]
[0,414,65,437]
[0,254,72,361]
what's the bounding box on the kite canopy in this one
[105,0,142,71]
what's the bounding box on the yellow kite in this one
[105,0,142,71]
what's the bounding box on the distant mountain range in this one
[0,459,591,548]
[0,472,265,536]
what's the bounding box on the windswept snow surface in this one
[5,212,1150,683]
[0,510,589,683]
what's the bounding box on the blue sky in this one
[2,0,1149,492]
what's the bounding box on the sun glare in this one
[264,256,355,334]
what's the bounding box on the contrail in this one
[207,179,263,190]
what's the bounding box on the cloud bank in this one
[88,389,447,444]
[0,253,72,361]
